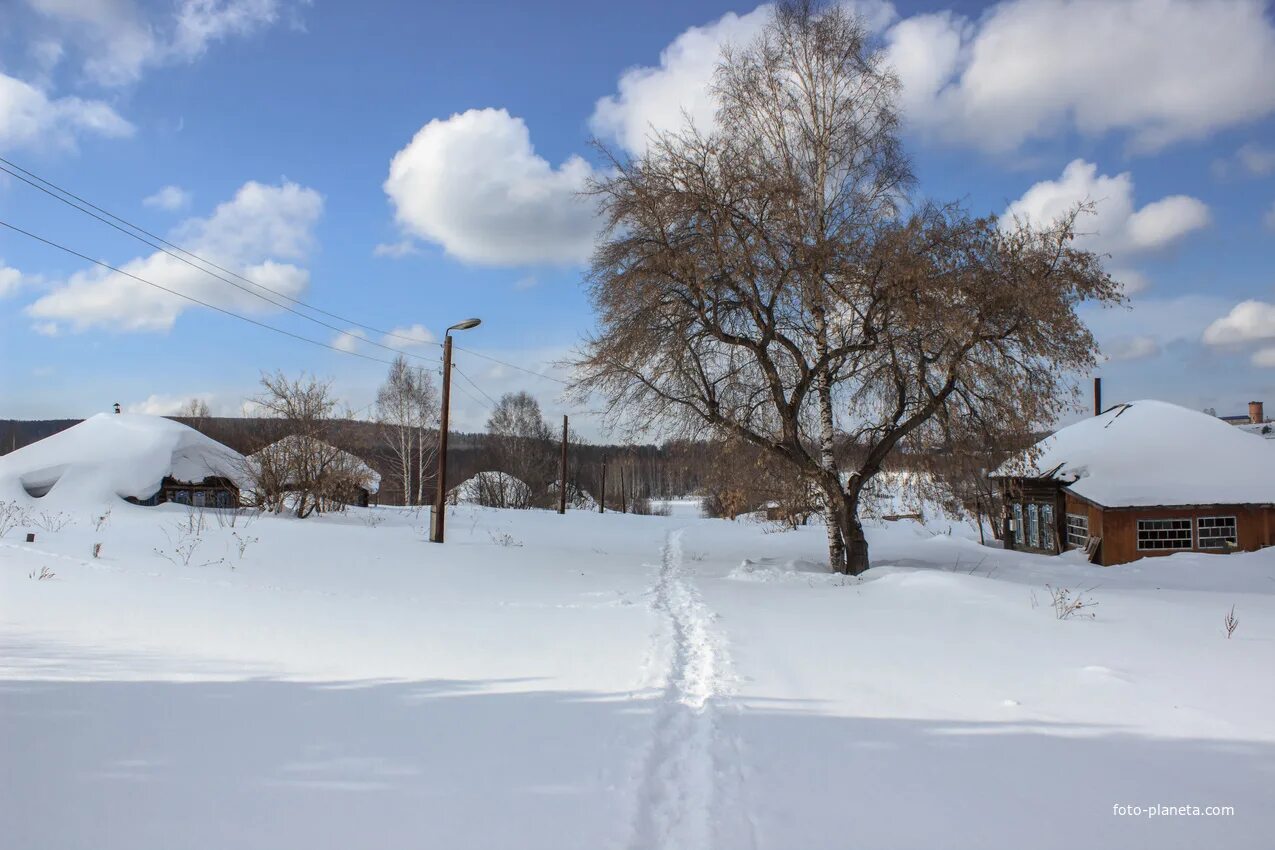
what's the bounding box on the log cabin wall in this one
[1072,501,1274,566]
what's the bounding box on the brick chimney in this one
[1250,401,1264,424]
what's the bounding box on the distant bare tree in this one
[486,391,554,507]
[572,1,1120,573]
[180,398,211,432]
[375,355,439,505]
[246,372,366,518]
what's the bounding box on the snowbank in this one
[996,400,1275,507]
[0,413,245,507]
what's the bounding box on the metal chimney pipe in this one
[1094,377,1102,417]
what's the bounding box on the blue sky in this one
[2,0,1274,436]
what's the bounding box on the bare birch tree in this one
[486,391,554,507]
[375,355,439,506]
[571,1,1120,574]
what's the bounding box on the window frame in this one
[1039,503,1055,552]
[1013,503,1024,546]
[1065,512,1089,549]
[1027,503,1040,549]
[1136,517,1193,552]
[1196,515,1237,550]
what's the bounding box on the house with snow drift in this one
[992,400,1275,566]
[0,413,246,508]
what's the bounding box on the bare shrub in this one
[28,566,55,581]
[32,511,73,533]
[231,531,258,561]
[0,501,31,538]
[1047,584,1098,620]
[488,530,523,548]
[93,507,112,533]
[1224,605,1239,639]
[92,542,103,558]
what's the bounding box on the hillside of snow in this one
[2,497,1272,849]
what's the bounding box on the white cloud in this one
[143,184,192,211]
[332,328,365,352]
[1004,159,1209,260]
[1108,268,1150,296]
[589,5,775,155]
[384,108,600,266]
[0,71,133,152]
[27,180,322,332]
[1103,334,1160,362]
[383,324,435,348]
[1214,142,1275,179]
[125,392,215,415]
[22,0,297,87]
[589,0,1275,157]
[1237,143,1275,177]
[885,0,1275,153]
[1081,293,1230,362]
[1202,300,1275,346]
[373,239,418,258]
[0,262,26,298]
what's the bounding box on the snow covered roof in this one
[247,436,380,493]
[0,413,246,506]
[994,399,1275,508]
[451,471,531,504]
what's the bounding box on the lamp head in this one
[448,318,482,333]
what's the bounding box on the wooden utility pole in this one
[599,457,606,514]
[430,334,455,543]
[1094,376,1102,417]
[619,465,627,513]
[558,414,568,515]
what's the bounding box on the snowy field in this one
[3,499,1274,849]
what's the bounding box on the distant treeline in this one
[0,417,713,509]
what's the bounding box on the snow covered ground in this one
[3,498,1273,849]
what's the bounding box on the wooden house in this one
[992,400,1275,566]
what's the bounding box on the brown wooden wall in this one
[1064,494,1275,566]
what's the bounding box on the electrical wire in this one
[0,218,401,367]
[452,344,569,385]
[451,362,500,408]
[0,155,444,355]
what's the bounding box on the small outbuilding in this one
[992,400,1275,566]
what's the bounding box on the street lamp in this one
[430,317,482,543]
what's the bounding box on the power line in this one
[450,379,494,412]
[0,155,444,355]
[452,344,569,385]
[451,362,500,408]
[0,218,401,367]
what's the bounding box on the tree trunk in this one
[813,307,845,570]
[844,512,870,576]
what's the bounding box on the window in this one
[1137,518,1192,551]
[1197,516,1237,550]
[193,491,207,508]
[171,489,191,505]
[1066,513,1089,549]
[1013,503,1024,545]
[1040,504,1055,552]
[215,491,232,508]
[1028,504,1040,549]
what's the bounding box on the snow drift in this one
[0,413,246,507]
